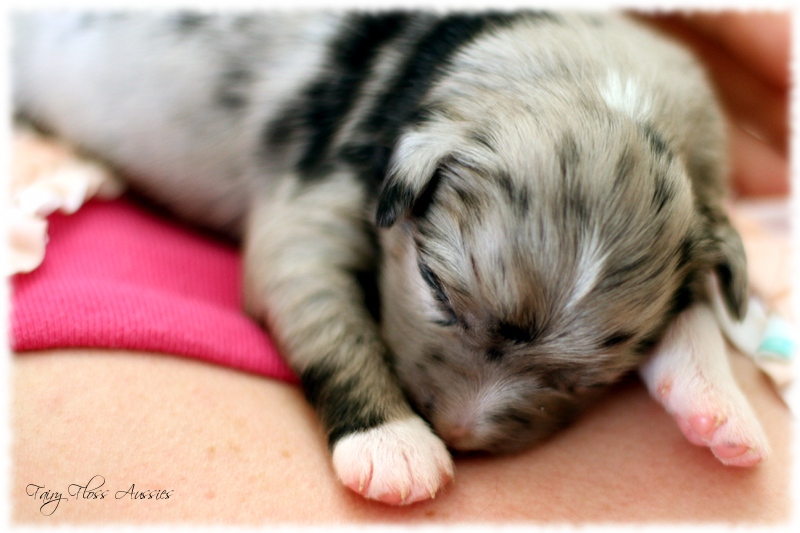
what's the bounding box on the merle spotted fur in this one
[13,10,751,503]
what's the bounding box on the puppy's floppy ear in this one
[375,130,457,228]
[711,221,748,320]
[694,213,749,321]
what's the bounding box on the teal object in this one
[757,316,796,360]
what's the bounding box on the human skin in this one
[10,11,792,525]
[11,346,791,524]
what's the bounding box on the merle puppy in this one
[13,11,769,504]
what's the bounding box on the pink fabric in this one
[10,197,298,383]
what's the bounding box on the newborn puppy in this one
[13,11,769,504]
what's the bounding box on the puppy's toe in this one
[711,443,763,467]
[331,416,454,505]
[661,381,770,467]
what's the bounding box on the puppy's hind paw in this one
[332,416,454,505]
[647,366,770,467]
[639,302,770,468]
[673,410,769,467]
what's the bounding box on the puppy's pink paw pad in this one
[711,443,764,466]
[669,403,768,467]
[676,416,707,446]
[332,417,454,505]
[666,403,768,466]
[688,415,718,439]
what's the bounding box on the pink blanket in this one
[10,197,297,383]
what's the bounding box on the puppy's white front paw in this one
[331,416,454,505]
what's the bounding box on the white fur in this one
[12,13,340,234]
[639,300,769,467]
[600,70,652,120]
[331,416,454,504]
[567,230,607,310]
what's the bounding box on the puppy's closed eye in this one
[494,321,540,344]
[418,261,459,326]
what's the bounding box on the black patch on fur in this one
[339,143,393,187]
[614,148,635,189]
[495,169,530,214]
[517,186,531,216]
[540,370,575,393]
[559,136,590,228]
[300,13,411,175]
[486,347,505,362]
[495,320,540,344]
[215,67,253,110]
[652,172,673,213]
[715,262,738,314]
[419,261,460,326]
[264,11,553,202]
[262,112,296,157]
[419,261,449,306]
[601,256,648,291]
[641,122,673,161]
[669,277,696,317]
[405,104,439,128]
[677,235,694,270]
[405,102,462,131]
[489,407,530,426]
[565,193,589,227]
[361,14,517,137]
[430,351,446,364]
[599,331,634,349]
[350,12,524,189]
[175,12,207,32]
[497,171,516,202]
[452,183,483,215]
[300,363,387,447]
[264,13,411,173]
[469,130,496,153]
[410,169,444,219]
[632,334,660,356]
[558,134,580,181]
[355,270,381,321]
[376,180,416,227]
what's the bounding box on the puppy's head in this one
[375,97,746,453]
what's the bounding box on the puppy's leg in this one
[243,174,453,505]
[639,302,770,467]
